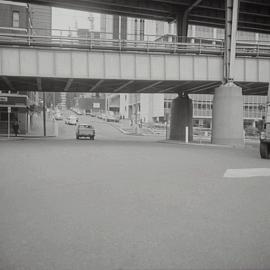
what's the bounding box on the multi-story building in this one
[191,94,267,130]
[28,4,51,35]
[77,93,106,113]
[0,1,51,134]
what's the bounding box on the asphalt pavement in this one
[0,112,270,270]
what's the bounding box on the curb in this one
[105,122,130,135]
[159,140,237,149]
[0,135,56,141]
[106,122,161,136]
[159,139,260,150]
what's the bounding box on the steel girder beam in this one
[224,0,239,82]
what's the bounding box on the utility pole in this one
[134,93,140,134]
[43,92,46,136]
[7,106,11,138]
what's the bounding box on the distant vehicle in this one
[65,115,78,125]
[106,115,120,122]
[76,124,95,140]
[54,112,63,120]
[85,110,91,115]
[100,113,107,121]
[70,107,82,115]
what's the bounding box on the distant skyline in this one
[52,7,100,31]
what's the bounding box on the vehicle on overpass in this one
[76,124,95,140]
[260,101,270,159]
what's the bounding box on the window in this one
[12,11,20,28]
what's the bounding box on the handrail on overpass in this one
[0,27,270,57]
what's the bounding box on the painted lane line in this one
[224,168,270,178]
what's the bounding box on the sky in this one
[52,7,100,32]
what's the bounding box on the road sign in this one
[93,103,100,108]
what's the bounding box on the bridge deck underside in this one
[0,76,267,95]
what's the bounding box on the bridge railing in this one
[0,27,269,57]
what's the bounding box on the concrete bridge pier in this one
[212,83,244,146]
[169,94,193,141]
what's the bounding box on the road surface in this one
[1,113,270,270]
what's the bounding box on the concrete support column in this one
[176,13,188,42]
[120,16,127,40]
[139,19,144,41]
[112,15,120,40]
[176,0,203,42]
[169,95,193,141]
[212,83,243,146]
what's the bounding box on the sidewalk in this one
[108,119,165,136]
[0,113,57,140]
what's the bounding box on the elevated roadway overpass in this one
[0,32,269,95]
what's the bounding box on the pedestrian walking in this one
[13,119,19,136]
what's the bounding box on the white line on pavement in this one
[224,168,270,178]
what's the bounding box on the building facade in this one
[0,1,52,134]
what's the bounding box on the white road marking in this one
[224,168,270,178]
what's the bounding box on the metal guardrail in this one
[0,29,269,57]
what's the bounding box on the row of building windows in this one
[163,95,267,120]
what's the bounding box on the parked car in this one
[65,115,78,125]
[54,112,63,120]
[106,115,120,122]
[76,124,95,140]
[245,126,260,136]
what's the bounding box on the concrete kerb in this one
[105,122,133,135]
[106,122,162,136]
[0,135,56,141]
[159,139,255,149]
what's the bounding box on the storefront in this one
[0,94,29,135]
